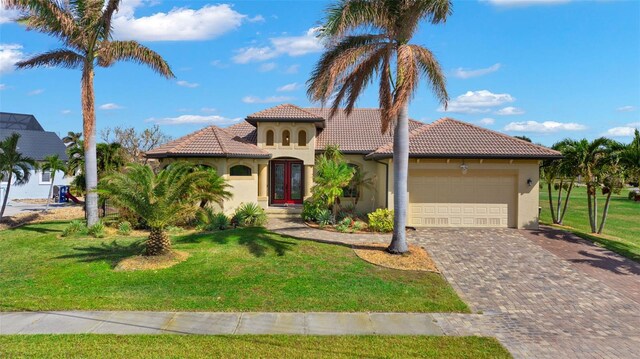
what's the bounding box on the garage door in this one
[408,173,516,228]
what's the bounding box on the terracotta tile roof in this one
[145,125,270,159]
[367,118,562,159]
[226,121,257,143]
[246,104,324,125]
[306,108,424,153]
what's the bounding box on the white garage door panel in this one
[408,174,516,228]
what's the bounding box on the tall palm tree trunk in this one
[597,191,613,234]
[147,228,172,255]
[0,172,13,218]
[558,179,574,224]
[547,181,556,223]
[555,179,563,223]
[82,65,99,225]
[388,104,409,254]
[45,172,56,212]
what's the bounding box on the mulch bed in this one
[353,243,439,272]
[0,206,85,231]
[114,251,190,271]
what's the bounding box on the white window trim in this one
[39,169,52,185]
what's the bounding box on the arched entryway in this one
[270,158,304,205]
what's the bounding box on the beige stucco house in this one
[146,104,561,229]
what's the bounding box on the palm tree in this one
[41,154,66,212]
[620,129,640,184]
[7,0,175,225]
[307,0,451,253]
[62,131,82,148]
[312,151,355,218]
[99,162,232,256]
[0,133,38,218]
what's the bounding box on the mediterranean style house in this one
[146,104,562,229]
[0,112,70,201]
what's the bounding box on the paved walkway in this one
[0,312,443,335]
[414,228,640,359]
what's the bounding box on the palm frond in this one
[16,49,84,69]
[98,41,175,78]
[98,0,121,40]
[6,0,81,44]
[321,0,388,38]
[409,44,448,107]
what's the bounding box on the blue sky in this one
[1,0,639,146]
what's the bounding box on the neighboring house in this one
[146,104,562,229]
[0,112,70,201]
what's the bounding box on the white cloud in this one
[112,3,246,41]
[479,118,496,125]
[232,27,323,63]
[605,122,640,137]
[616,105,636,112]
[259,62,277,72]
[201,107,216,113]
[0,44,25,74]
[28,89,44,96]
[210,60,229,68]
[61,109,72,115]
[242,95,293,104]
[99,103,124,110]
[277,83,300,92]
[176,80,199,88]
[440,90,515,114]
[145,114,241,125]
[248,15,265,23]
[483,0,571,6]
[495,106,525,115]
[284,64,300,74]
[0,8,20,23]
[453,63,501,79]
[504,120,586,133]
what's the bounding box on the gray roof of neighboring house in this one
[0,112,68,161]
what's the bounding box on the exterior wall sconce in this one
[460,161,468,175]
[527,178,533,187]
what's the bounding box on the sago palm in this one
[308,0,451,253]
[313,153,355,218]
[0,133,38,218]
[99,162,232,256]
[41,154,67,211]
[6,0,175,225]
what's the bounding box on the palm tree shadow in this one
[55,240,145,268]
[238,231,296,257]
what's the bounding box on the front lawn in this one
[540,185,640,261]
[0,335,510,358]
[0,222,468,313]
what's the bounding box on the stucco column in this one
[304,165,313,199]
[258,164,268,199]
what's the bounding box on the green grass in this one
[540,185,640,261]
[0,335,510,358]
[0,222,468,313]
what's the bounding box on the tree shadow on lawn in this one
[174,227,297,257]
[54,240,145,268]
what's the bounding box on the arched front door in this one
[271,160,304,205]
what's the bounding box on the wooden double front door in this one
[271,160,304,205]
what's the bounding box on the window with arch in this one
[297,130,307,146]
[282,130,291,146]
[266,130,274,146]
[230,165,252,176]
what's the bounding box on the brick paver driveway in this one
[414,228,640,359]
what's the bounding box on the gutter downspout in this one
[374,159,389,208]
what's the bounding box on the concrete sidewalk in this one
[0,311,446,335]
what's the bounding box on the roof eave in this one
[365,153,563,160]
[145,152,272,159]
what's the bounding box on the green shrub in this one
[316,209,333,228]
[233,203,267,227]
[87,221,105,238]
[197,208,230,231]
[352,220,367,232]
[62,220,86,237]
[368,208,394,233]
[629,190,639,200]
[117,221,132,235]
[335,217,354,233]
[301,198,327,222]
